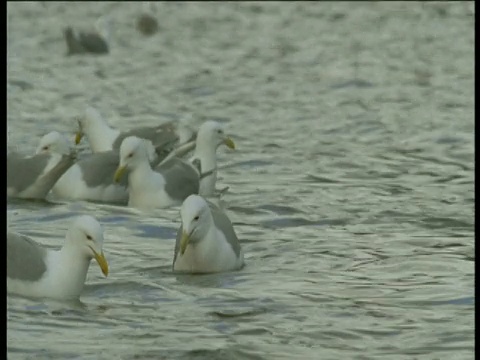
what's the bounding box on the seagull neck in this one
[58,244,90,271]
[86,121,120,153]
[193,145,217,173]
[52,242,91,296]
[129,161,155,185]
[193,145,218,196]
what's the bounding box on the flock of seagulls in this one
[7,107,245,300]
[8,5,246,301]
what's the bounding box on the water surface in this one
[7,2,474,359]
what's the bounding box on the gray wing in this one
[156,140,196,167]
[7,232,48,282]
[151,141,176,167]
[7,153,49,193]
[8,152,76,198]
[154,158,199,202]
[208,202,242,257]
[172,224,183,267]
[77,150,128,187]
[112,122,180,150]
[78,32,109,54]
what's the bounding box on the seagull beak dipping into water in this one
[75,118,84,145]
[7,215,109,300]
[74,106,118,153]
[173,194,244,273]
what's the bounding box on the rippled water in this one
[7,2,474,359]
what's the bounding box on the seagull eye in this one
[86,235,93,241]
[127,152,133,158]
[193,215,200,221]
[42,146,49,150]
[217,129,223,134]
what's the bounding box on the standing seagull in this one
[173,195,244,273]
[7,215,109,300]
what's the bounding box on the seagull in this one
[7,215,109,300]
[187,120,235,196]
[173,194,244,273]
[63,16,112,55]
[113,136,199,209]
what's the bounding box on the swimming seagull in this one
[75,106,196,154]
[37,131,172,205]
[35,130,73,155]
[63,16,112,55]
[114,136,199,209]
[187,120,235,196]
[113,121,235,209]
[7,148,76,200]
[7,215,109,300]
[172,194,244,273]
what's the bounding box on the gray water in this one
[7,2,474,359]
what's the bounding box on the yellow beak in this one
[224,137,235,150]
[179,231,190,255]
[75,131,84,145]
[93,250,109,277]
[113,166,127,183]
